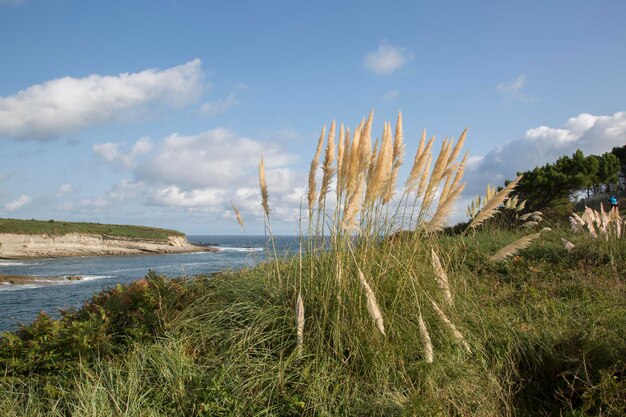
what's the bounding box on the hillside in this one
[0,218,185,241]
[0,218,212,259]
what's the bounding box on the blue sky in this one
[1,0,625,234]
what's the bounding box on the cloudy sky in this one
[1,0,625,234]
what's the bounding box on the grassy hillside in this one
[0,218,185,241]
[0,114,623,416]
[0,226,624,416]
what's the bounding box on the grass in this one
[0,113,624,416]
[0,218,185,241]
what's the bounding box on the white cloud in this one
[4,195,31,211]
[92,128,304,223]
[93,137,152,167]
[497,74,525,94]
[136,128,296,188]
[149,186,227,207]
[0,60,203,140]
[464,111,626,196]
[57,183,74,195]
[200,84,246,117]
[496,74,533,103]
[364,41,410,75]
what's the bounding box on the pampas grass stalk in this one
[418,313,434,363]
[406,130,427,189]
[358,268,385,336]
[430,249,453,304]
[343,174,365,231]
[431,300,472,353]
[232,202,245,229]
[490,228,551,261]
[468,175,522,229]
[296,293,304,355]
[383,112,404,203]
[561,238,575,252]
[308,126,326,215]
[336,124,345,198]
[259,158,270,217]
[318,121,336,206]
[443,128,467,177]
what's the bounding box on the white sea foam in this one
[216,247,264,253]
[0,261,31,266]
[0,284,44,291]
[69,275,115,282]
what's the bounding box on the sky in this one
[1,0,625,235]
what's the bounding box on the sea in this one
[0,235,299,333]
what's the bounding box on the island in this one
[0,218,216,259]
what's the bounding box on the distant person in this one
[609,195,619,210]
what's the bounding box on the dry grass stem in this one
[358,268,385,336]
[469,175,522,229]
[431,300,472,353]
[259,158,270,217]
[418,314,434,363]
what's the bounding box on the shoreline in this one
[0,233,218,260]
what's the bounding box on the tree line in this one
[509,145,626,215]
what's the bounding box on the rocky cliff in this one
[0,233,214,259]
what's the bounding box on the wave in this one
[0,261,38,267]
[68,275,115,282]
[216,247,264,253]
[0,283,46,291]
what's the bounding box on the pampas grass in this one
[357,268,385,336]
[490,227,551,261]
[431,249,453,304]
[232,202,245,229]
[431,300,471,353]
[259,158,270,217]
[561,238,575,252]
[296,293,305,355]
[318,121,336,207]
[418,314,434,363]
[308,126,326,215]
[468,175,522,229]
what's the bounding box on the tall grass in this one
[1,113,624,416]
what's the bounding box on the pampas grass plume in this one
[469,175,522,229]
[418,314,434,363]
[358,268,385,336]
[259,158,270,217]
[431,300,471,353]
[431,249,453,304]
[308,126,326,213]
[296,293,305,355]
[232,202,245,229]
[490,228,551,261]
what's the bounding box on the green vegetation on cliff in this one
[0,218,185,241]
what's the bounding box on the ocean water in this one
[0,235,299,333]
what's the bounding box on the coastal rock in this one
[0,233,217,259]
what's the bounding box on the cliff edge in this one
[0,233,215,259]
